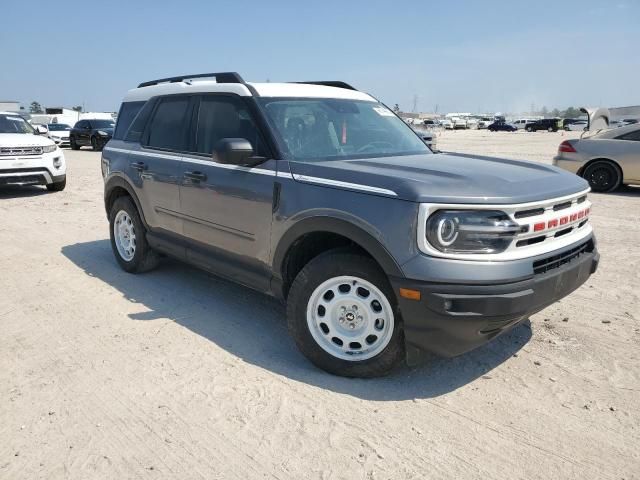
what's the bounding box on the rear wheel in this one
[582,160,622,193]
[287,250,404,377]
[109,196,159,273]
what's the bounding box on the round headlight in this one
[436,217,458,246]
[425,210,519,254]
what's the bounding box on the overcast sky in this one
[1,0,637,114]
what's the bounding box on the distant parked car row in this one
[28,118,116,151]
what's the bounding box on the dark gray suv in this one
[102,72,599,377]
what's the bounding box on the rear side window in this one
[113,101,145,140]
[616,130,640,141]
[125,99,156,143]
[145,97,190,151]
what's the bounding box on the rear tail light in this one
[558,140,576,153]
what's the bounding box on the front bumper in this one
[391,237,598,365]
[0,168,65,186]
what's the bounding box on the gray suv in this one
[102,72,599,377]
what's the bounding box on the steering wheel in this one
[357,141,394,153]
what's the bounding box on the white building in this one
[0,100,21,112]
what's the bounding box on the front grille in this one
[510,191,592,252]
[533,240,593,275]
[0,146,43,156]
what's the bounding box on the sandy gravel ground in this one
[1,130,638,480]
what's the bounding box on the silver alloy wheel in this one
[306,275,394,361]
[114,210,137,262]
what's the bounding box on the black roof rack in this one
[138,72,245,88]
[292,81,358,91]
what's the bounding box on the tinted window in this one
[125,99,156,143]
[75,120,87,129]
[113,101,145,140]
[195,96,265,156]
[48,124,71,131]
[617,129,640,141]
[146,97,190,151]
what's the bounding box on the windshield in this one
[258,98,430,161]
[0,114,35,134]
[91,119,115,128]
[48,123,71,131]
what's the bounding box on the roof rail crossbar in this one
[138,72,245,88]
[292,81,358,91]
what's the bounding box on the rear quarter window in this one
[113,101,145,140]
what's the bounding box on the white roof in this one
[123,81,376,103]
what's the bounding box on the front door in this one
[179,94,276,289]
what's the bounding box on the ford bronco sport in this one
[102,72,599,377]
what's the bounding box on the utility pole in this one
[412,94,418,113]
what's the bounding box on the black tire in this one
[91,136,103,152]
[109,196,160,273]
[526,126,533,132]
[46,177,66,192]
[287,249,404,378]
[582,160,622,193]
[70,137,80,150]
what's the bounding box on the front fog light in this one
[53,157,62,169]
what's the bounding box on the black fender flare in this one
[103,174,148,228]
[272,216,404,280]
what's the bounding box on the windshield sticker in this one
[373,107,394,117]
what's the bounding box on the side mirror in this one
[36,125,48,134]
[214,138,262,166]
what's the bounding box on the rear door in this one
[179,94,276,289]
[129,95,192,238]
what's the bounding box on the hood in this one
[289,153,589,204]
[0,133,56,147]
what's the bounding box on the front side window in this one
[258,98,429,162]
[0,114,35,134]
[194,96,265,156]
[146,97,190,151]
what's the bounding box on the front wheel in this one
[526,127,533,132]
[287,250,404,377]
[109,196,160,273]
[70,137,80,150]
[91,136,103,151]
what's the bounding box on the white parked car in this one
[451,117,467,129]
[564,120,588,131]
[0,112,66,191]
[512,119,535,130]
[47,123,72,147]
[439,118,453,129]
